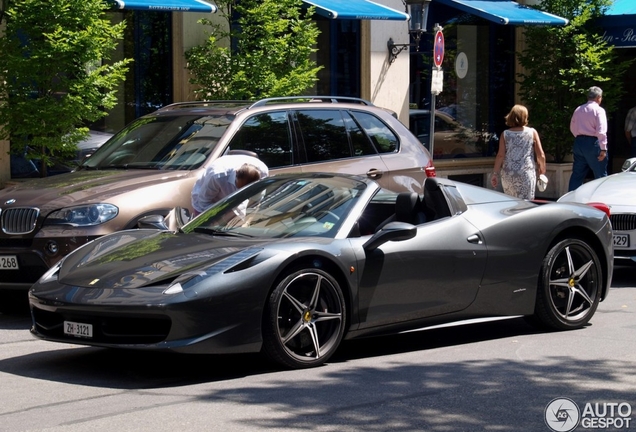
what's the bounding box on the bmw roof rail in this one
[248,96,375,109]
[159,100,253,111]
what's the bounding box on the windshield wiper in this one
[193,227,254,238]
[100,163,161,170]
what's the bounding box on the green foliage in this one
[517,0,632,162]
[0,0,131,175]
[185,0,322,100]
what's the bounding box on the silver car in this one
[558,157,636,265]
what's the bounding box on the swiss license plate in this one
[613,234,630,248]
[0,255,19,270]
[63,321,93,338]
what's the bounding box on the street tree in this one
[185,0,321,100]
[517,0,632,163]
[0,0,131,176]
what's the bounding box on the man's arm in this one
[596,107,608,150]
[570,108,578,137]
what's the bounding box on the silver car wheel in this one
[263,268,345,369]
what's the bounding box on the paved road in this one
[1,266,635,432]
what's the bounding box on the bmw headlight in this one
[44,204,119,227]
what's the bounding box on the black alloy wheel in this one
[262,268,345,369]
[534,238,602,330]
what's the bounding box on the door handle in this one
[366,168,383,179]
[467,234,482,244]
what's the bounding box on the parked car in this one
[409,109,498,158]
[558,157,636,265]
[9,131,114,179]
[0,96,435,299]
[28,173,613,369]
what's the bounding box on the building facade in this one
[597,1,636,172]
[3,0,632,196]
[86,0,567,189]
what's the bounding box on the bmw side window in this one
[227,111,293,168]
[350,111,398,153]
[342,111,377,157]
[295,110,352,162]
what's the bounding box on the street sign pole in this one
[429,24,444,160]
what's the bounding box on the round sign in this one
[433,30,444,68]
[455,52,468,79]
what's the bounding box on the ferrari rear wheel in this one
[262,268,345,369]
[534,238,602,330]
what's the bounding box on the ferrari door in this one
[356,215,487,329]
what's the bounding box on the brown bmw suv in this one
[0,96,435,298]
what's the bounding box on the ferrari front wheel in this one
[262,268,346,369]
[534,238,602,330]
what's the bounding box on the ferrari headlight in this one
[44,204,118,227]
[38,260,63,284]
[163,248,264,295]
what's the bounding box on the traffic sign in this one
[433,30,444,68]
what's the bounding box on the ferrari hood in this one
[57,229,265,289]
[0,169,189,213]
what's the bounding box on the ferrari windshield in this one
[183,175,368,239]
[80,114,234,171]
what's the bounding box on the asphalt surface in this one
[0,265,635,432]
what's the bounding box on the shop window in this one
[412,17,514,159]
[315,19,360,97]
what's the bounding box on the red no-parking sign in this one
[433,30,444,68]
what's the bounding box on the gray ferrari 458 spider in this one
[29,173,614,369]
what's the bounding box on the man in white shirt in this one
[191,154,269,215]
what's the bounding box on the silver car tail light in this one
[425,160,436,178]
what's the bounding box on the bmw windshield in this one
[80,114,234,171]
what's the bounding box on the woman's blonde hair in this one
[504,104,529,128]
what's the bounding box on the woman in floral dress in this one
[491,105,546,199]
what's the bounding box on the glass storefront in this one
[91,11,173,135]
[315,19,361,97]
[411,5,516,160]
[94,5,517,166]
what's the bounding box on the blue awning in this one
[303,0,409,21]
[113,0,217,13]
[434,0,568,25]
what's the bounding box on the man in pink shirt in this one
[568,86,608,191]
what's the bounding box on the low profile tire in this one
[533,238,602,330]
[262,268,346,369]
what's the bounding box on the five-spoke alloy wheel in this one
[263,268,346,369]
[534,238,602,330]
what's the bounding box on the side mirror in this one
[621,157,636,172]
[138,207,191,231]
[137,214,169,231]
[363,221,417,251]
